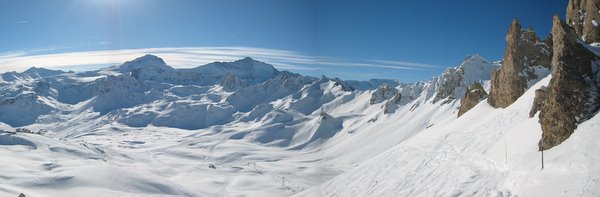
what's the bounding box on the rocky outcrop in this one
[429,55,495,104]
[529,87,547,118]
[567,0,600,43]
[457,83,488,117]
[369,84,403,114]
[383,93,402,114]
[370,84,399,104]
[534,16,600,150]
[488,18,553,108]
[333,79,355,92]
[433,67,463,103]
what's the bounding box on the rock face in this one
[533,16,600,150]
[567,0,600,43]
[529,87,547,118]
[431,55,496,104]
[370,84,399,104]
[488,18,553,108]
[457,83,488,117]
[433,67,463,103]
[369,84,402,114]
[383,93,402,114]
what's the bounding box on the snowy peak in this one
[22,67,67,78]
[460,54,488,68]
[1,67,67,82]
[103,54,179,82]
[113,54,174,73]
[130,54,167,66]
[427,54,495,103]
[458,54,496,84]
[195,57,279,84]
[238,56,257,63]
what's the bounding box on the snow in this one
[297,75,600,196]
[0,54,598,196]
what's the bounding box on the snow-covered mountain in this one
[1,2,600,195]
[0,52,502,195]
[0,44,598,196]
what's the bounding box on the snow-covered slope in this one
[0,53,597,196]
[298,75,599,196]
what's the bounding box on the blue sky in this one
[0,0,567,82]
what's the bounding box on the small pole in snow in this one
[541,148,544,170]
[541,141,544,170]
[282,177,285,187]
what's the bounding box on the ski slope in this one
[0,55,598,196]
[298,75,600,196]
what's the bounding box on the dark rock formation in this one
[567,0,600,43]
[488,18,553,108]
[370,84,399,104]
[383,92,402,114]
[457,83,488,117]
[529,87,547,118]
[369,84,403,114]
[535,16,600,150]
[333,80,355,92]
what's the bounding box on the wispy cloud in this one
[368,59,443,69]
[16,20,28,24]
[0,47,320,72]
[316,60,430,71]
[0,47,443,76]
[0,45,57,59]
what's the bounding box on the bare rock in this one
[370,84,399,104]
[457,83,488,117]
[536,16,600,150]
[383,92,402,114]
[433,67,463,103]
[488,18,552,108]
[529,87,547,118]
[567,0,600,43]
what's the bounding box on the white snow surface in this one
[0,54,598,197]
[298,75,600,197]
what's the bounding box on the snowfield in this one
[299,75,600,196]
[0,55,598,196]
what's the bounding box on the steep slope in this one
[88,75,161,114]
[300,75,600,196]
[2,41,595,196]
[0,93,57,127]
